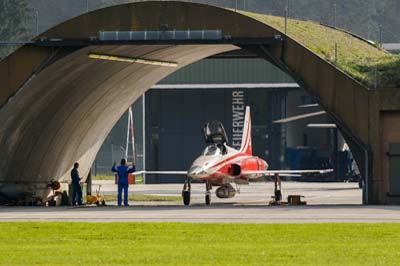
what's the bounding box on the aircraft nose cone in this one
[188,166,205,178]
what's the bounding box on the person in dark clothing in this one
[70,162,83,206]
[112,159,135,206]
[274,173,282,203]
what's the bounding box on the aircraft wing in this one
[242,169,333,176]
[130,170,187,175]
[270,173,301,177]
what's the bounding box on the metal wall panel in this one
[389,143,400,198]
[381,112,400,204]
[145,87,286,184]
[160,59,294,84]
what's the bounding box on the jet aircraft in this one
[133,106,332,205]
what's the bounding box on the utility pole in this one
[34,8,39,37]
[235,0,238,12]
[333,3,337,28]
[284,8,288,34]
[335,42,338,65]
[284,0,289,34]
[86,0,89,13]
[142,94,146,184]
[286,0,290,18]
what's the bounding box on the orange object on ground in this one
[115,173,135,184]
[128,173,135,184]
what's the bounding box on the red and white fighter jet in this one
[134,106,332,205]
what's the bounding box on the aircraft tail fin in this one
[240,106,252,156]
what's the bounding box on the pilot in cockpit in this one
[203,143,227,156]
[202,121,229,155]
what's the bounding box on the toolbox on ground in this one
[287,195,306,205]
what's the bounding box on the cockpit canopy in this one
[203,120,228,145]
[202,144,222,156]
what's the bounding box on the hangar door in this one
[381,111,400,204]
[389,143,400,197]
[145,88,286,183]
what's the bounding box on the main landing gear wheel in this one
[205,194,211,205]
[183,191,191,206]
[182,177,191,206]
[205,180,212,205]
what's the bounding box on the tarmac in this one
[1,181,400,223]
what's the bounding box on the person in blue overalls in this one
[70,162,83,206]
[112,159,135,206]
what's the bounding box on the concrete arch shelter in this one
[1,1,399,204]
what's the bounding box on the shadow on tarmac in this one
[1,203,382,212]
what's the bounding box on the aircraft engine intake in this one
[216,184,236,198]
[228,164,241,176]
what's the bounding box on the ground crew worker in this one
[112,159,135,206]
[274,173,282,203]
[70,162,83,206]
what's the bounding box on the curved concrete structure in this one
[0,1,399,204]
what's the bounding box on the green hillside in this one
[241,11,400,88]
[240,0,400,44]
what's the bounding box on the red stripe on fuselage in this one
[208,153,243,169]
[240,116,251,154]
[199,153,260,182]
[208,153,253,173]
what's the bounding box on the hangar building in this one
[95,57,342,183]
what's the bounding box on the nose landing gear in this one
[182,177,191,206]
[205,180,212,205]
[182,178,213,206]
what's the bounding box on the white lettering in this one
[232,91,244,97]
[232,90,245,150]
[232,140,242,146]
[232,105,244,111]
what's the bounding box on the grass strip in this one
[0,223,399,265]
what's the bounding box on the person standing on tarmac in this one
[70,162,83,206]
[112,159,135,206]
